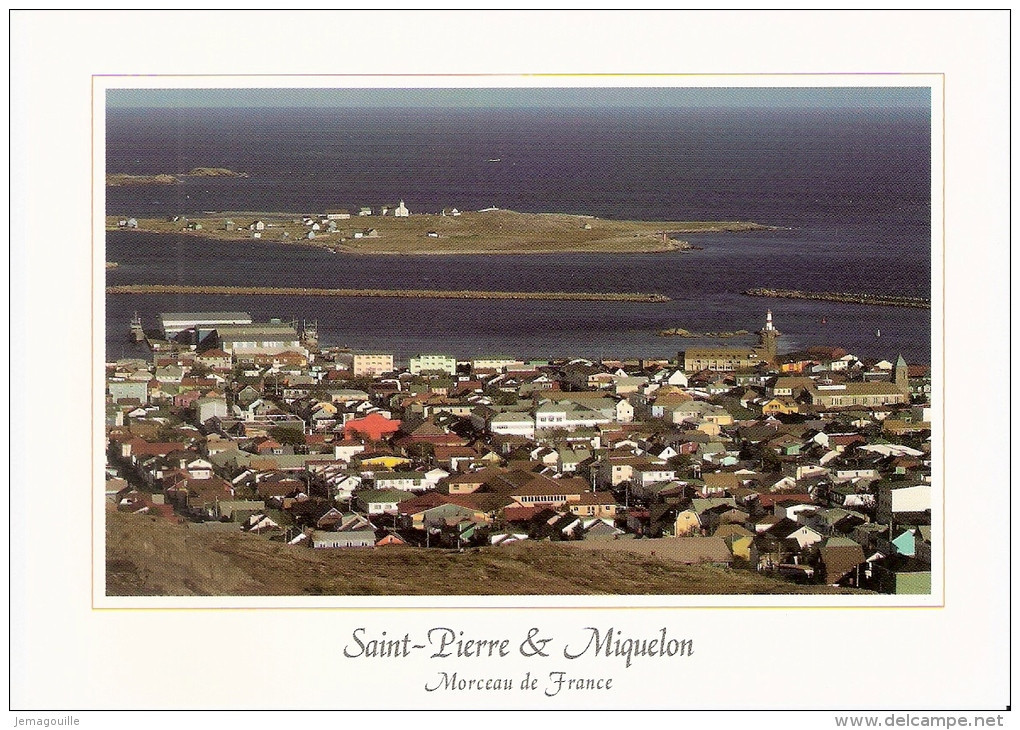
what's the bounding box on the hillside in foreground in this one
[106,509,866,597]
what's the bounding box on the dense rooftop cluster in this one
[106,312,933,595]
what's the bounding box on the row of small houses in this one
[109,458,930,593]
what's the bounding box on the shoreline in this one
[106,284,672,303]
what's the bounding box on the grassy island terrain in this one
[106,208,771,255]
[106,508,865,596]
[106,167,248,186]
[106,173,180,187]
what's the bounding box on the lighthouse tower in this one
[757,310,781,366]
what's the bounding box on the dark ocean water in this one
[105,105,932,364]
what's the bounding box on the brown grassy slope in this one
[106,509,863,597]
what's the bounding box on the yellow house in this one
[568,491,619,519]
[697,421,722,437]
[674,510,701,536]
[715,524,755,561]
[442,466,505,495]
[762,398,799,416]
[359,454,411,470]
[780,360,811,373]
[728,534,755,561]
[706,411,734,427]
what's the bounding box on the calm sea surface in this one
[105,106,932,364]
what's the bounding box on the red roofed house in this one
[393,419,468,449]
[174,390,203,409]
[197,348,233,371]
[507,474,591,508]
[397,492,452,528]
[164,475,234,513]
[120,438,188,462]
[344,412,402,442]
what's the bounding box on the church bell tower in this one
[893,354,909,391]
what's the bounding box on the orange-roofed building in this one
[344,412,402,442]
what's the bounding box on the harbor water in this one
[105,103,932,365]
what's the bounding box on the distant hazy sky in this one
[107,86,931,109]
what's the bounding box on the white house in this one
[330,475,362,504]
[666,369,689,387]
[784,524,825,549]
[374,472,430,493]
[534,400,612,432]
[409,354,457,375]
[877,484,931,523]
[310,527,375,549]
[489,411,536,439]
[195,397,228,424]
[615,398,635,423]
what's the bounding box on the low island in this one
[657,328,750,338]
[106,167,249,186]
[106,208,771,255]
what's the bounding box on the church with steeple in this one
[893,354,910,392]
[679,311,782,373]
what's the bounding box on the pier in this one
[742,288,930,309]
[106,284,671,303]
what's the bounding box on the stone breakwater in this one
[657,328,750,338]
[106,284,671,303]
[743,288,930,309]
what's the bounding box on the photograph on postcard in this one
[98,81,938,603]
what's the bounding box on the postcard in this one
[9,9,1010,718]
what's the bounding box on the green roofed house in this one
[310,527,376,549]
[421,503,481,530]
[873,555,932,595]
[891,527,918,557]
[214,500,266,522]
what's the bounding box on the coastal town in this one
[105,304,933,595]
